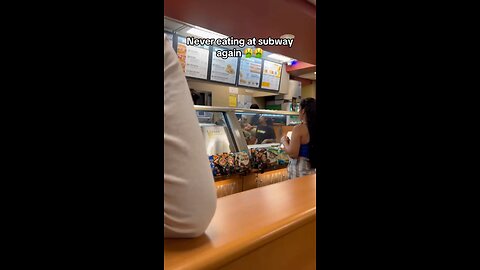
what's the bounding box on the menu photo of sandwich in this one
[239,71,247,84]
[225,64,235,75]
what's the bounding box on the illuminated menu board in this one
[209,47,238,85]
[261,60,282,91]
[177,36,210,80]
[238,56,262,88]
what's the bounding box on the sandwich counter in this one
[194,106,300,197]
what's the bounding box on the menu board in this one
[261,60,282,91]
[238,57,262,88]
[177,36,210,80]
[209,47,239,85]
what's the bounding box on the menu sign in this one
[238,56,262,88]
[177,36,210,79]
[261,60,282,91]
[210,47,238,85]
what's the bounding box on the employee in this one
[249,104,260,126]
[281,98,317,179]
[243,104,260,133]
[239,120,256,145]
[164,34,217,238]
[255,116,276,144]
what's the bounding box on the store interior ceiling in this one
[164,0,316,65]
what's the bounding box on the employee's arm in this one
[164,35,217,238]
[282,125,301,159]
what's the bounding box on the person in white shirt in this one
[164,34,217,238]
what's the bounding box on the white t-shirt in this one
[164,34,217,238]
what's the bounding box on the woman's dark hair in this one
[250,104,260,109]
[300,98,317,169]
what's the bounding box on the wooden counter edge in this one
[167,207,316,270]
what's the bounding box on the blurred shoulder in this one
[293,123,306,130]
[293,123,308,133]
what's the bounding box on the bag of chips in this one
[209,155,221,177]
[234,150,250,173]
[226,152,235,175]
[253,148,268,171]
[266,147,279,166]
[276,148,289,165]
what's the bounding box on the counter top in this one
[164,174,316,270]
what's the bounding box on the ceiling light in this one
[267,53,293,63]
[186,27,227,39]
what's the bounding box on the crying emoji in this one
[254,48,263,58]
[244,48,253,58]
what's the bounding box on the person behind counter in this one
[243,104,260,132]
[249,104,260,126]
[164,34,217,238]
[255,116,276,144]
[239,119,256,145]
[281,98,317,178]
